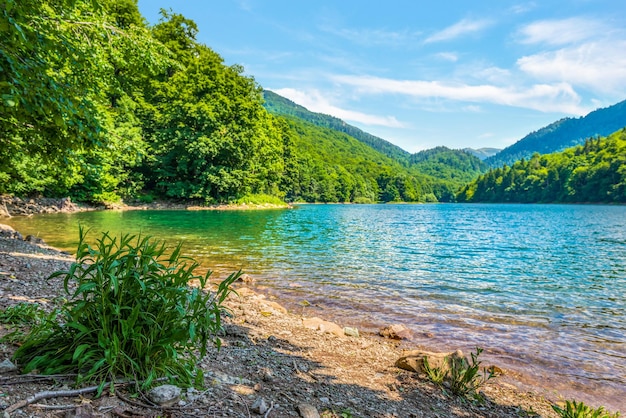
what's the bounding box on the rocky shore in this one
[0,195,289,219]
[0,222,573,418]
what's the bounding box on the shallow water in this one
[5,203,626,411]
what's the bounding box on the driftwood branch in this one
[5,384,103,414]
[5,377,169,414]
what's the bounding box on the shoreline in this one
[0,224,615,417]
[0,195,291,219]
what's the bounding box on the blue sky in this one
[137,0,626,153]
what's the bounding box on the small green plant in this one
[13,227,239,393]
[423,355,446,385]
[423,347,495,399]
[552,400,620,418]
[0,303,56,343]
[0,302,47,325]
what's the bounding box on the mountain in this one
[262,90,411,163]
[485,99,626,167]
[410,146,488,185]
[279,116,443,203]
[463,147,501,160]
[458,128,626,203]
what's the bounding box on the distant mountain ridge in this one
[262,90,411,162]
[410,146,487,181]
[486,99,626,167]
[464,147,501,160]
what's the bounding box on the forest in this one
[457,129,626,203]
[3,1,624,205]
[1,0,485,205]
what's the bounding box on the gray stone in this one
[0,359,18,374]
[147,384,182,407]
[297,403,320,418]
[0,224,21,239]
[25,235,45,244]
[251,397,268,414]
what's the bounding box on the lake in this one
[4,203,625,411]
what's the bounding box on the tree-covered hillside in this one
[410,147,488,183]
[486,100,626,167]
[281,116,443,203]
[263,90,411,163]
[458,129,626,203]
[0,0,448,204]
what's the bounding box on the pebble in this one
[0,359,17,373]
[147,384,181,407]
[251,397,268,414]
[343,327,359,337]
[297,403,321,418]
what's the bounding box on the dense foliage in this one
[457,129,626,203]
[12,228,238,391]
[0,0,177,200]
[0,1,285,203]
[0,1,499,204]
[486,100,626,168]
[410,147,487,183]
[281,117,434,202]
[263,90,411,163]
[264,93,491,202]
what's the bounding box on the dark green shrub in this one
[13,227,239,393]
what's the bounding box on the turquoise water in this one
[5,204,626,410]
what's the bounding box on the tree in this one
[0,0,169,199]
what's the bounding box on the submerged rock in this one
[379,324,412,340]
[25,235,45,245]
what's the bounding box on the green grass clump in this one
[0,303,56,344]
[0,302,47,326]
[424,347,495,399]
[234,193,286,206]
[12,227,239,393]
[552,400,620,418]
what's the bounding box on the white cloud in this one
[517,17,603,46]
[425,18,493,43]
[509,3,537,15]
[475,66,512,84]
[464,105,482,112]
[270,88,405,128]
[435,52,459,62]
[323,26,421,47]
[330,74,587,114]
[517,40,626,94]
